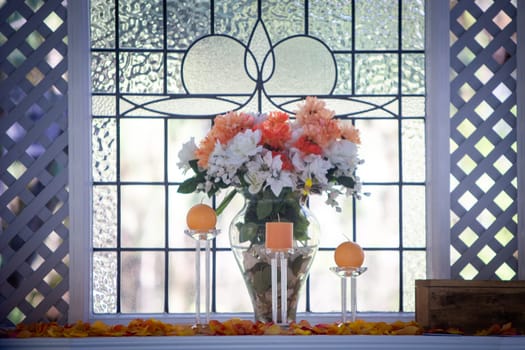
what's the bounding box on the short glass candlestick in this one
[185,228,220,326]
[265,248,294,325]
[329,266,367,323]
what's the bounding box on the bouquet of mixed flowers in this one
[177,96,362,216]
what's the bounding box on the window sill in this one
[87,312,415,325]
[3,313,524,350]
[3,334,524,350]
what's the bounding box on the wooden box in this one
[415,279,525,332]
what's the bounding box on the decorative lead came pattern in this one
[91,0,427,315]
[450,0,518,280]
[0,0,69,326]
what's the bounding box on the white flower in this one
[324,139,358,174]
[291,151,331,185]
[266,170,294,197]
[176,137,197,172]
[244,153,271,194]
[242,151,295,197]
[207,142,239,186]
[227,129,262,163]
[305,154,332,184]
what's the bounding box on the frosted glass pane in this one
[168,187,213,248]
[402,53,425,94]
[182,36,255,94]
[214,0,257,43]
[356,119,399,182]
[359,251,399,311]
[91,52,116,93]
[309,0,352,50]
[356,185,399,248]
[309,250,339,312]
[309,194,355,248]
[402,186,426,248]
[92,118,116,182]
[93,252,117,313]
[91,0,115,48]
[311,250,399,312]
[402,0,425,50]
[92,95,116,116]
[355,0,398,50]
[167,0,210,49]
[355,54,398,94]
[215,251,253,312]
[119,0,163,49]
[168,251,196,313]
[334,54,352,94]
[402,96,425,117]
[121,251,164,313]
[119,52,164,93]
[93,185,117,248]
[167,53,184,94]
[402,119,425,182]
[403,251,426,312]
[120,119,164,182]
[262,0,303,44]
[263,37,336,96]
[121,185,165,248]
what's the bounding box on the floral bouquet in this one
[177,96,362,222]
[178,96,362,322]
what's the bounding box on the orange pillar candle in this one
[265,222,293,250]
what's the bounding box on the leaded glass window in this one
[90,0,426,314]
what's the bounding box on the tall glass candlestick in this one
[185,228,220,326]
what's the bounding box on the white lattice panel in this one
[0,0,69,327]
[449,0,518,280]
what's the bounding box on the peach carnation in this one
[195,111,255,168]
[301,117,341,148]
[340,123,361,145]
[295,96,335,125]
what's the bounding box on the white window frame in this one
[68,0,525,323]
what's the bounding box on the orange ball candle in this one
[265,222,293,251]
[334,241,364,268]
[186,203,217,231]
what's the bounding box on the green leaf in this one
[251,263,271,294]
[216,189,237,216]
[291,255,306,275]
[177,177,200,193]
[239,222,258,243]
[256,199,273,220]
[338,175,355,188]
[188,159,200,174]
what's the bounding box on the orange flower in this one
[302,117,341,147]
[340,122,361,144]
[195,133,218,168]
[294,96,341,147]
[295,96,335,125]
[213,111,255,144]
[256,111,291,150]
[195,111,255,168]
[293,135,323,155]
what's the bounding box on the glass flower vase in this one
[229,190,320,323]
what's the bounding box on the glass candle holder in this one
[185,228,220,326]
[329,266,367,323]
